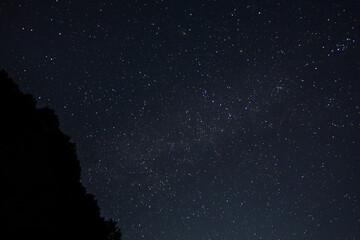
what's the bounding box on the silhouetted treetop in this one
[0,69,121,239]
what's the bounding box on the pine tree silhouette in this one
[0,70,121,239]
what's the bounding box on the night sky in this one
[1,0,360,239]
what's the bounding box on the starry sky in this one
[1,0,360,239]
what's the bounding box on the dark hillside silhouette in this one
[0,70,121,239]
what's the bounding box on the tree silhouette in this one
[0,70,121,239]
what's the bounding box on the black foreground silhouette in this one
[0,70,121,239]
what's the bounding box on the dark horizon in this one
[1,0,359,239]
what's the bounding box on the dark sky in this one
[1,0,360,239]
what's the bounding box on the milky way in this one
[1,0,359,239]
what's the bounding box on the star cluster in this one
[1,0,359,239]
